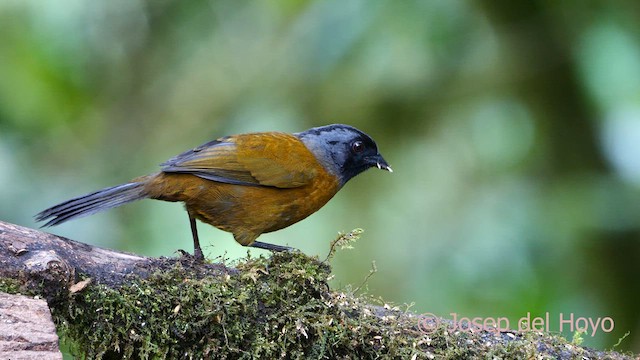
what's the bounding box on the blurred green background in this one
[1,0,639,353]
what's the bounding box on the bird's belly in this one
[199,181,339,232]
[150,172,341,245]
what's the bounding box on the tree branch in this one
[0,220,635,359]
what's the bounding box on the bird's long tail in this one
[35,182,148,226]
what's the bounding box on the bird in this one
[36,124,392,260]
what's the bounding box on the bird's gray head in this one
[295,124,392,186]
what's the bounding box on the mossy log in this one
[0,220,635,359]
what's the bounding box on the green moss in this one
[52,252,422,359]
[47,252,635,359]
[0,278,23,294]
[0,275,42,297]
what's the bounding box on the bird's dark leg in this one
[189,213,204,261]
[249,241,295,252]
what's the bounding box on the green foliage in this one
[2,0,640,352]
[613,332,631,349]
[572,330,586,346]
[325,228,363,261]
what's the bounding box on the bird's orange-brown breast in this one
[142,132,341,246]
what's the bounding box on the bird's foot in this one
[176,249,205,262]
[249,241,298,252]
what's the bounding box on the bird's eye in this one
[351,141,365,153]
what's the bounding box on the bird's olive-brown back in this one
[143,132,341,246]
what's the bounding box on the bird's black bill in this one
[369,155,392,173]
